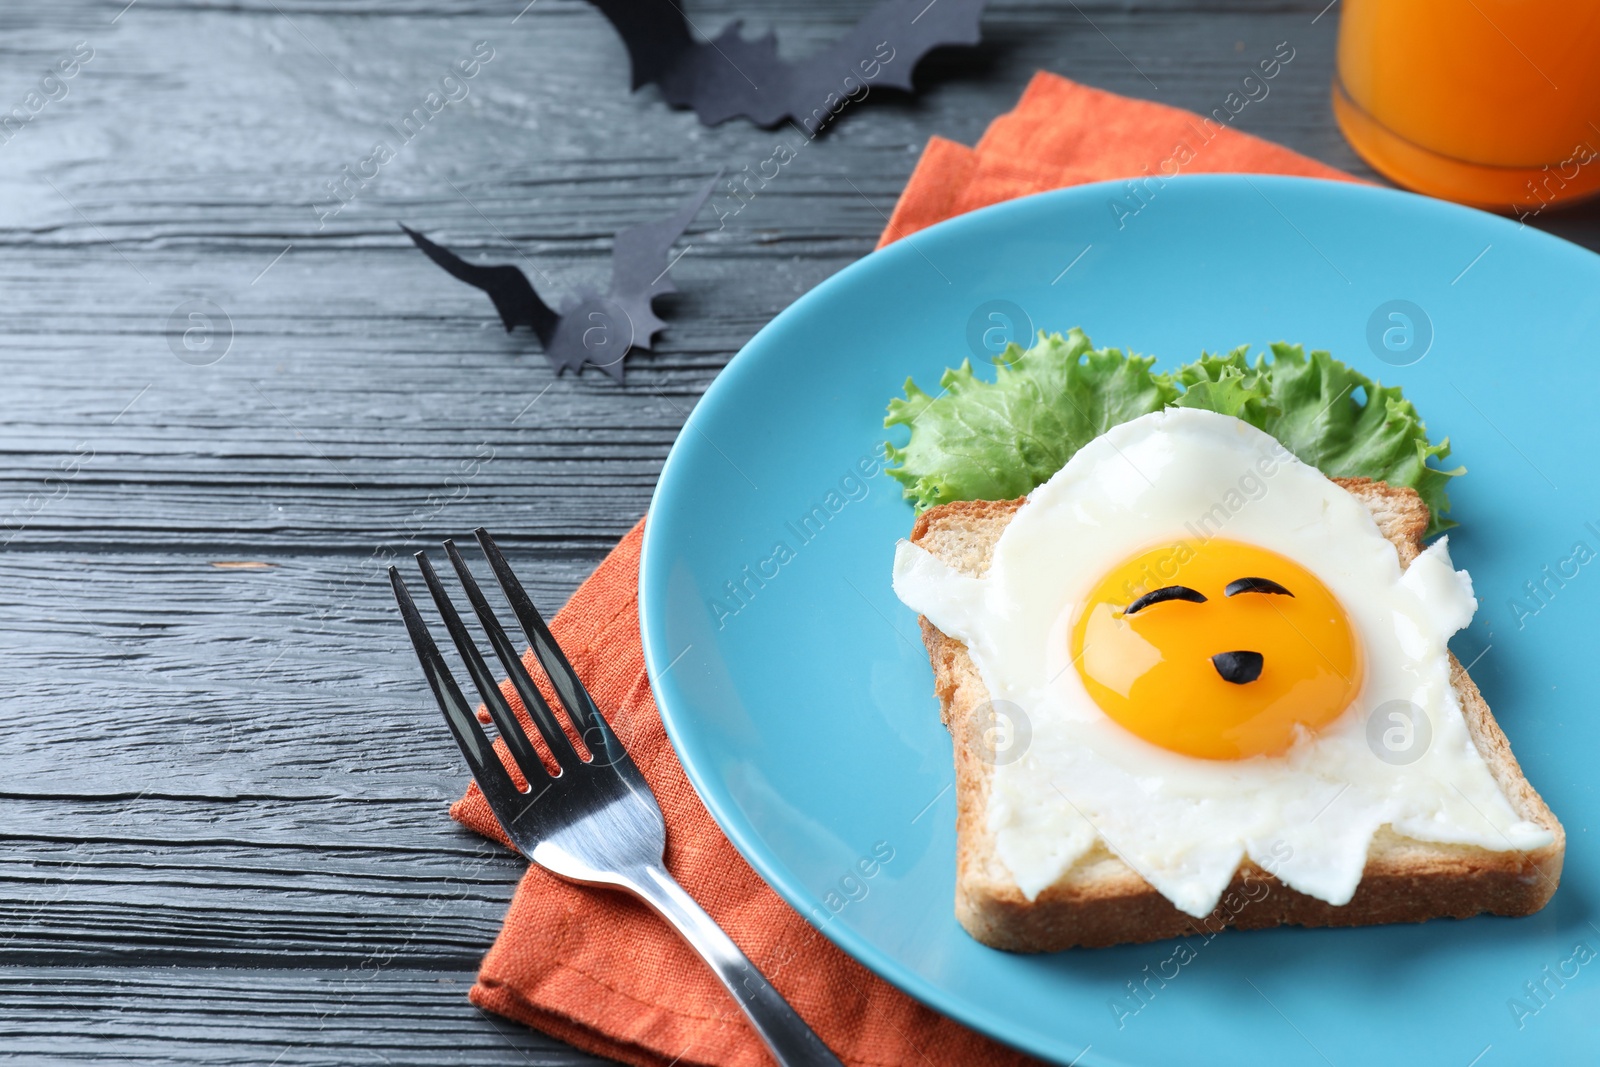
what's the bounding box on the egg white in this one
[893,407,1553,917]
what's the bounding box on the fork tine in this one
[474,528,629,768]
[412,551,548,787]
[388,567,524,811]
[442,539,584,772]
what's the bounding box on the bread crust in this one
[910,480,1566,952]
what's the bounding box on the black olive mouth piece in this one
[1211,650,1264,684]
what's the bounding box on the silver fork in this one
[390,529,845,1067]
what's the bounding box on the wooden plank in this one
[0,792,527,967]
[0,553,568,976]
[0,966,610,1065]
[0,551,598,798]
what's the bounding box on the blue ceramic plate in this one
[638,175,1600,1066]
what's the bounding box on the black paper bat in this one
[585,0,987,132]
[401,175,717,381]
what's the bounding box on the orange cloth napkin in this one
[451,72,1352,1067]
[879,71,1353,248]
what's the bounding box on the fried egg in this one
[892,407,1553,917]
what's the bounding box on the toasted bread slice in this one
[910,479,1565,951]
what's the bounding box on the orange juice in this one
[1334,0,1600,214]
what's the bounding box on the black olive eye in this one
[1224,577,1294,598]
[1124,585,1208,615]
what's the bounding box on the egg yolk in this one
[1069,539,1363,760]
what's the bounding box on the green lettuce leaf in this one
[1169,346,1274,419]
[1238,343,1460,530]
[884,330,1462,533]
[884,329,1177,510]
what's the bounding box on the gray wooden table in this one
[2,2,1596,1064]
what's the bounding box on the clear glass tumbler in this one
[1334,0,1600,216]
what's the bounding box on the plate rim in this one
[637,172,1600,1065]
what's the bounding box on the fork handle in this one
[622,863,846,1067]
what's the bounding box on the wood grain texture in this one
[2,0,1598,1063]
[0,967,606,1065]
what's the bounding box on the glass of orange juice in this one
[1334,0,1600,216]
